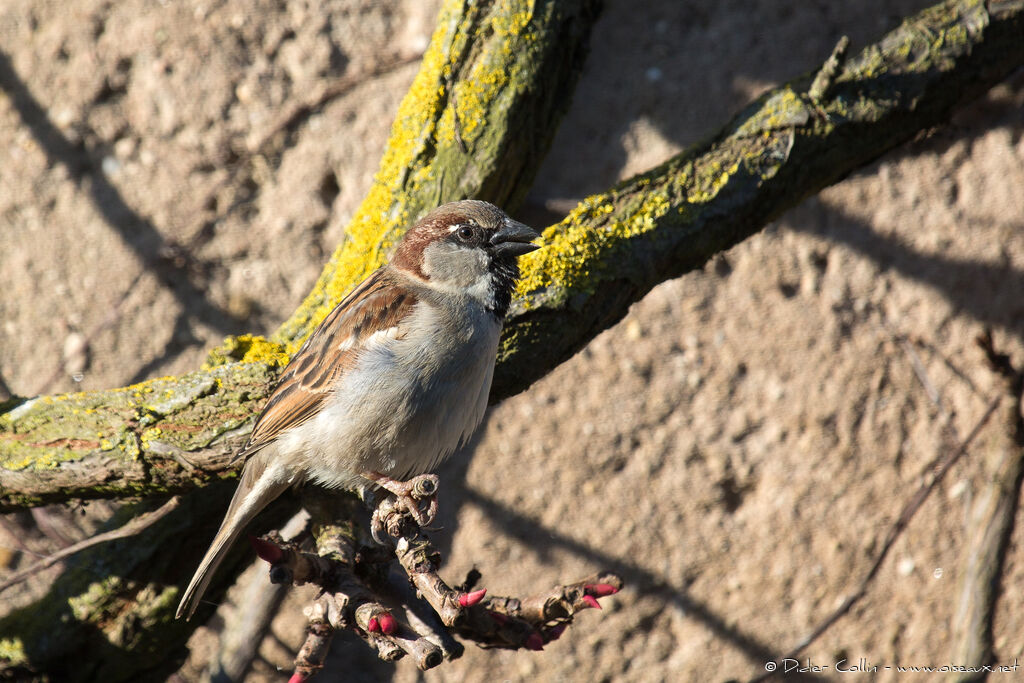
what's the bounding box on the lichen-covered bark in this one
[9,0,1015,512]
[0,0,602,512]
[492,0,1024,399]
[272,0,603,350]
[0,1,603,679]
[0,362,277,510]
[0,485,297,681]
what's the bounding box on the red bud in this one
[585,583,619,597]
[581,595,601,610]
[378,612,397,635]
[249,535,284,564]
[458,588,487,607]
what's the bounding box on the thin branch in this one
[209,510,310,683]
[250,483,622,677]
[0,496,180,594]
[754,393,1002,680]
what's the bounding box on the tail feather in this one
[176,456,290,620]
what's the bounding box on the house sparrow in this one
[176,200,539,620]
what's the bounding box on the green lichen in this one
[735,87,810,136]
[68,575,125,622]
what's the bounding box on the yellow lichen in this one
[515,154,739,306]
[204,334,290,369]
[0,638,26,666]
[271,0,549,350]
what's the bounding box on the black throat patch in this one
[486,255,520,319]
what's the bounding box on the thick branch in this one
[492,0,1024,398]
[0,1,601,680]
[0,0,601,511]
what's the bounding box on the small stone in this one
[63,331,89,375]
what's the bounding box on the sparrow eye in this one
[456,225,475,242]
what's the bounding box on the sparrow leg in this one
[365,472,439,539]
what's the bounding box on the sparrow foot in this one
[366,472,439,542]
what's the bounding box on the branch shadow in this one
[786,197,1024,336]
[0,49,249,382]
[429,417,828,682]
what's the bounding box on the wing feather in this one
[237,268,416,459]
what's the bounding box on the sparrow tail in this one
[176,456,290,620]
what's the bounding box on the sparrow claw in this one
[366,471,440,541]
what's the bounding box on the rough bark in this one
[0,0,1022,678]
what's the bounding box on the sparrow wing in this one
[237,268,417,459]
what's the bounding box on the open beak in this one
[490,218,541,257]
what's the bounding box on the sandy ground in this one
[2,0,1024,681]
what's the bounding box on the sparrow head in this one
[391,200,540,318]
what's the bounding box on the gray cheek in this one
[422,242,489,288]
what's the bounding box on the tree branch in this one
[0,1,602,679]
[2,0,1021,510]
[0,0,1022,678]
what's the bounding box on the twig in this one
[248,54,422,155]
[249,481,623,677]
[0,496,180,593]
[210,510,310,683]
[877,312,959,442]
[808,35,850,103]
[754,394,1002,681]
